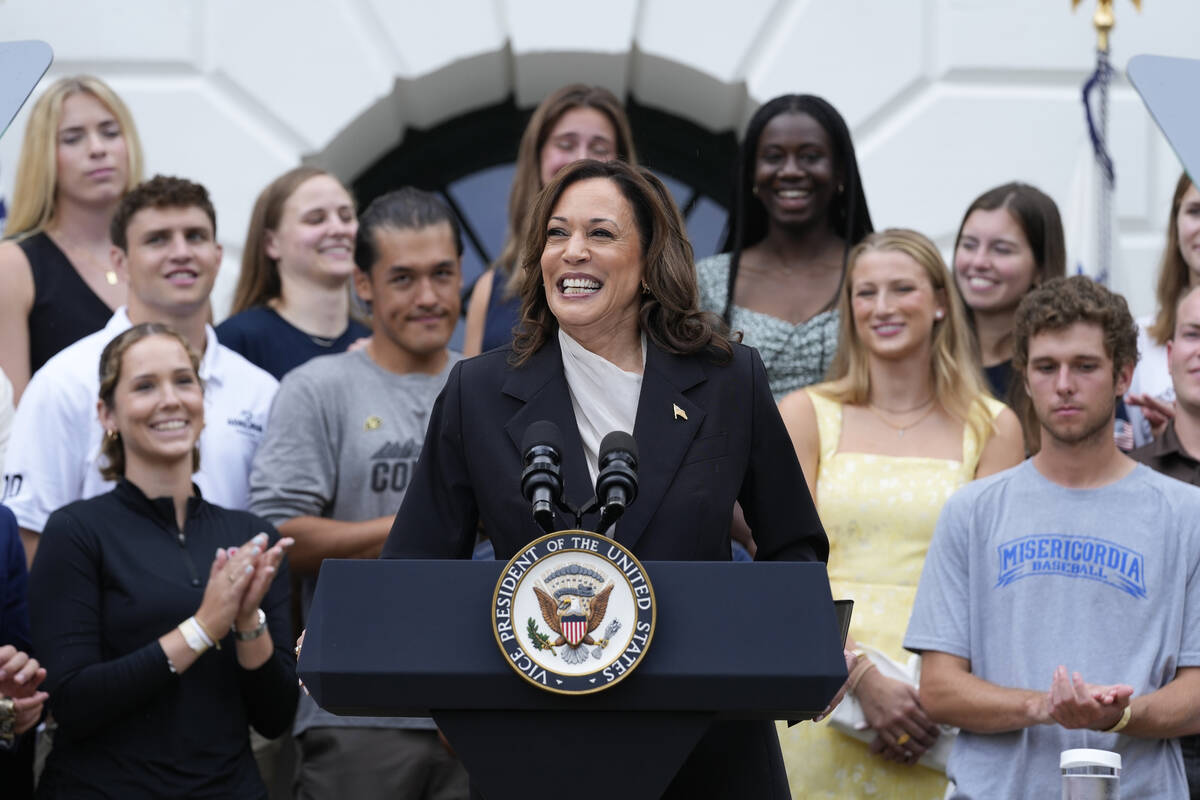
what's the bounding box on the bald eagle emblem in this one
[532,564,621,665]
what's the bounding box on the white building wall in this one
[1,0,1194,319]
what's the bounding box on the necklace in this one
[49,231,121,286]
[867,397,937,437]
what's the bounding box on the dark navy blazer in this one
[382,335,828,799]
[383,335,827,564]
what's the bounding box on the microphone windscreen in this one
[522,420,564,454]
[599,430,638,463]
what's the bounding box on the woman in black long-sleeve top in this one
[29,322,297,799]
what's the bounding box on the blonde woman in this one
[462,84,637,356]
[0,76,144,402]
[777,229,1024,798]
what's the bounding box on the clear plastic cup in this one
[1061,748,1121,800]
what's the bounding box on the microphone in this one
[595,431,638,536]
[521,421,564,534]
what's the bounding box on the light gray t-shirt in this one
[905,460,1200,799]
[250,347,460,735]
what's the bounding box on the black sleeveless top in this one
[20,232,114,372]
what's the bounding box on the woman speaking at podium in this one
[382,159,831,797]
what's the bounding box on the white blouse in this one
[558,328,645,487]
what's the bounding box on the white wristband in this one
[179,617,211,654]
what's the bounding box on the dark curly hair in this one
[511,159,731,366]
[1012,275,1138,381]
[110,174,216,251]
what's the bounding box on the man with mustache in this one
[249,187,466,800]
[906,276,1200,798]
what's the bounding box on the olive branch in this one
[526,617,556,655]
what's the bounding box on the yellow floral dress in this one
[778,387,1004,799]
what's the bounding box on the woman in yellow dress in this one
[777,229,1024,798]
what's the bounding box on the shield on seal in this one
[561,614,587,646]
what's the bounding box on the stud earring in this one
[641,280,651,295]
[105,429,119,442]
[934,310,945,320]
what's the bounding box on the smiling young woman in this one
[696,94,873,401]
[28,322,297,799]
[776,229,1023,799]
[0,76,144,403]
[950,183,1069,453]
[217,167,369,379]
[462,84,637,357]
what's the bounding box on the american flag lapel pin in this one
[673,403,687,421]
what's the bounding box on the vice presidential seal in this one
[491,530,656,694]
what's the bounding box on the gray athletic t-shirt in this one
[905,460,1200,799]
[250,347,460,734]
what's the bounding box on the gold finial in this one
[1072,0,1142,52]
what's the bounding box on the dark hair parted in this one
[510,159,731,366]
[953,182,1065,452]
[1012,276,1138,381]
[721,94,874,322]
[97,323,203,481]
[954,182,1066,294]
[1147,172,1196,346]
[231,166,349,314]
[354,187,463,274]
[110,175,216,252]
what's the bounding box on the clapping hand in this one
[0,645,45,699]
[0,645,49,736]
[1046,665,1133,731]
[233,534,294,629]
[195,533,292,639]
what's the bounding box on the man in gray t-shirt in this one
[251,189,469,800]
[905,277,1200,799]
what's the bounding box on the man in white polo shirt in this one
[2,175,277,567]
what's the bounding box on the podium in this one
[299,558,847,800]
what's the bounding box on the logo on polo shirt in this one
[226,409,265,438]
[996,534,1147,598]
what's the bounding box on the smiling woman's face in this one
[99,334,204,473]
[540,177,643,343]
[953,207,1037,316]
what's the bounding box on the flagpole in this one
[1072,0,1142,284]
